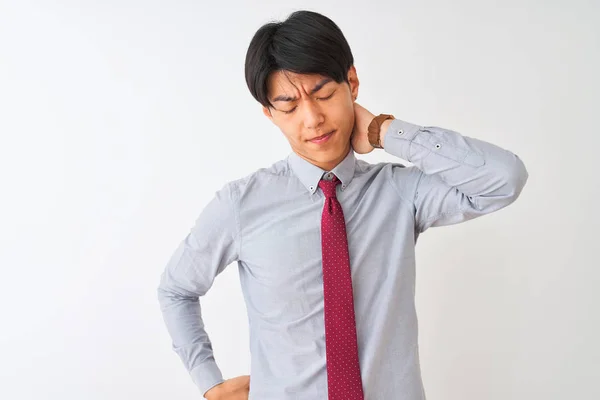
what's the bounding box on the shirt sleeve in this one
[382,118,529,233]
[157,181,240,397]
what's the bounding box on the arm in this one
[380,118,528,232]
[157,182,240,397]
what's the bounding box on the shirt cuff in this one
[190,359,225,398]
[382,118,423,160]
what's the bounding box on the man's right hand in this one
[204,375,250,400]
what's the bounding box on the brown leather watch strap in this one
[367,114,395,149]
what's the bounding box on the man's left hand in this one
[351,102,394,155]
[350,102,376,154]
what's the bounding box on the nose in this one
[302,99,325,130]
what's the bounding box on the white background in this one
[1,1,598,399]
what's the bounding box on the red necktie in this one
[318,175,365,400]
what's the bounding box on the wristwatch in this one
[367,114,395,149]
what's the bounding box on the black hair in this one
[244,10,354,110]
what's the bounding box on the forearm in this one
[381,118,528,211]
[157,269,225,395]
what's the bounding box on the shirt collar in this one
[287,148,356,195]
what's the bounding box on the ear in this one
[347,65,359,101]
[262,105,274,122]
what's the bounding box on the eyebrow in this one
[271,77,333,102]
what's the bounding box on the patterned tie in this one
[318,174,365,400]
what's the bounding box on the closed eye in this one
[318,92,334,100]
[281,92,335,114]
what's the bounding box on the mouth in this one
[308,130,335,144]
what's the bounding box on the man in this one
[157,10,528,400]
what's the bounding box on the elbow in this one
[504,154,529,203]
[156,283,172,310]
[156,272,201,310]
[156,273,182,310]
[474,154,528,213]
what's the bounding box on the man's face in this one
[262,66,359,170]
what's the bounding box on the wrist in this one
[378,119,393,149]
[367,114,395,149]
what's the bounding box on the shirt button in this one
[398,129,404,135]
[310,186,314,190]
[435,143,442,149]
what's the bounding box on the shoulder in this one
[356,158,422,206]
[223,157,290,199]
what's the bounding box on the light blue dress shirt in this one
[157,118,528,399]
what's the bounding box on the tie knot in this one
[318,175,340,198]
